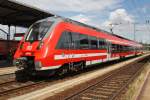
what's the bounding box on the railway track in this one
[0,73,15,78]
[0,56,125,98]
[0,72,78,99]
[0,73,15,84]
[0,80,44,95]
[64,56,150,100]
[0,78,51,99]
[0,55,148,99]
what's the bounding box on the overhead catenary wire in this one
[132,0,150,44]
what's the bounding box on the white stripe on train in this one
[54,53,107,60]
[38,53,135,70]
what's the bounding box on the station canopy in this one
[0,0,54,27]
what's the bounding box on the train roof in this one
[37,16,142,47]
[63,17,142,47]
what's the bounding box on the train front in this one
[13,18,57,76]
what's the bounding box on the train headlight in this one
[37,41,44,50]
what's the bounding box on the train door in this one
[65,30,77,71]
[63,31,72,59]
[67,31,73,59]
[56,30,72,60]
[56,30,75,60]
[106,40,111,61]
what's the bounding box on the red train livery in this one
[14,16,143,76]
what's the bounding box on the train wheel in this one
[57,65,68,76]
[72,61,85,71]
[76,62,84,71]
[81,61,85,70]
[15,70,30,82]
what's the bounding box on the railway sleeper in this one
[110,78,129,81]
[80,96,93,100]
[101,85,120,89]
[95,88,116,92]
[81,93,109,99]
[88,90,113,95]
[103,82,123,86]
[105,81,126,85]
[89,88,116,93]
[103,84,120,88]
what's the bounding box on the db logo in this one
[27,46,32,50]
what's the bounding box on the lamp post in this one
[109,23,113,34]
[109,23,120,34]
[133,23,136,41]
[129,22,138,41]
[146,20,150,44]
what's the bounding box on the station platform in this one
[138,72,150,100]
[0,60,16,75]
[0,67,16,75]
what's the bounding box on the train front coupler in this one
[13,57,28,70]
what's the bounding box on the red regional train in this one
[14,16,143,76]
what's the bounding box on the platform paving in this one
[138,72,150,100]
[0,66,16,75]
[0,60,17,75]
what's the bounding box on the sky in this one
[0,0,150,43]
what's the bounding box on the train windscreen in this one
[25,21,53,41]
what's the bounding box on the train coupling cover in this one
[13,57,28,69]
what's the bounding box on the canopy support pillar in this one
[7,25,10,40]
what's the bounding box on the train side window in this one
[56,31,71,49]
[117,45,124,52]
[111,44,117,53]
[124,46,127,52]
[89,36,98,49]
[120,45,124,52]
[117,45,120,52]
[79,34,89,49]
[99,38,106,49]
[71,32,80,49]
[104,40,107,49]
[111,44,123,53]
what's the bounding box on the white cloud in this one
[110,9,134,23]
[102,9,150,43]
[70,14,99,27]
[14,0,122,13]
[70,14,106,30]
[103,9,134,27]
[102,8,135,37]
[70,14,91,24]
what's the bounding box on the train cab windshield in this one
[25,21,53,42]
